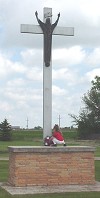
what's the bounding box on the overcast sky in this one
[0,0,100,128]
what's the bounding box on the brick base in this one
[8,146,95,187]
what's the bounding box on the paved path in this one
[1,182,100,194]
[0,157,9,160]
[95,157,100,160]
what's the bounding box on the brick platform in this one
[8,146,95,187]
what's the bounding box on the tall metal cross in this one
[21,7,74,139]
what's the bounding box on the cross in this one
[20,7,74,139]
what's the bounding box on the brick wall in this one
[8,146,95,187]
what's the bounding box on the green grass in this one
[0,141,100,157]
[0,130,100,198]
[0,188,100,198]
[11,130,43,140]
[0,130,100,197]
[95,161,100,181]
[0,140,43,157]
[0,140,43,150]
[63,131,78,139]
[0,129,77,141]
[1,142,100,157]
[0,189,100,198]
[95,146,100,157]
[0,130,77,156]
[0,130,100,157]
[0,161,9,182]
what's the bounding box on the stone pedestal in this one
[8,146,95,187]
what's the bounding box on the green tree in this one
[34,126,42,130]
[0,118,12,141]
[70,76,100,138]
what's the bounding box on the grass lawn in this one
[0,189,100,198]
[0,130,100,155]
[0,188,100,198]
[0,130,100,197]
[95,146,100,157]
[0,140,43,150]
[0,139,100,157]
[0,161,9,182]
[0,140,43,157]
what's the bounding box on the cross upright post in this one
[43,8,52,139]
[20,7,74,140]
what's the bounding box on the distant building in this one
[11,126,20,130]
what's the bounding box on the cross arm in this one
[53,26,74,36]
[20,24,43,34]
[21,24,74,36]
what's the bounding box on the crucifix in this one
[21,7,74,139]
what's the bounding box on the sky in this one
[0,0,100,129]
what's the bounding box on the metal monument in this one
[21,7,74,139]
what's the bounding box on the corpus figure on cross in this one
[35,11,60,67]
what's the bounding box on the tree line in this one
[70,76,100,138]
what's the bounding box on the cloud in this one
[52,85,66,96]
[0,101,13,112]
[86,48,100,67]
[53,68,79,87]
[26,68,42,81]
[7,78,26,87]
[80,0,100,25]
[0,51,27,78]
[52,46,86,66]
[21,49,42,67]
[86,68,100,81]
